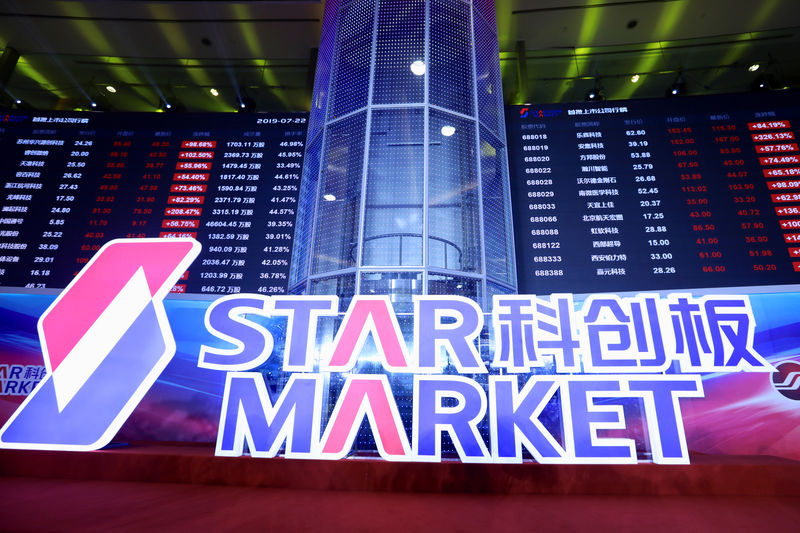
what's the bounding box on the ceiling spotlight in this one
[752,74,774,91]
[585,86,604,102]
[323,193,336,201]
[630,74,640,83]
[160,99,182,112]
[410,60,426,76]
[105,85,117,93]
[748,63,760,73]
[90,101,98,108]
[584,78,604,102]
[159,93,183,112]
[14,99,21,105]
[666,75,686,97]
[441,125,456,137]
[159,98,180,113]
[237,96,255,112]
[210,88,219,97]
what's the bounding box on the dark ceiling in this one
[1,0,799,112]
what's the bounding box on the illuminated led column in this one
[290,0,516,310]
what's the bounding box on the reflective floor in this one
[1,477,799,533]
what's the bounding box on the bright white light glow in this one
[748,63,760,72]
[630,74,640,83]
[210,88,219,96]
[105,85,117,93]
[323,194,336,201]
[410,60,426,76]
[441,125,456,137]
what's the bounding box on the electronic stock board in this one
[0,111,307,295]
[507,90,800,295]
[5,92,800,297]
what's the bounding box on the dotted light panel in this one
[291,0,516,308]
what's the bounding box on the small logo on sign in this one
[772,360,800,400]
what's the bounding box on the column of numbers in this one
[258,135,300,292]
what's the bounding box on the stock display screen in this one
[5,91,800,298]
[0,111,306,295]
[507,90,800,294]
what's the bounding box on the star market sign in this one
[202,292,771,465]
[0,239,773,464]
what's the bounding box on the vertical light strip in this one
[422,0,431,295]
[305,2,341,287]
[354,0,382,295]
[469,0,488,307]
